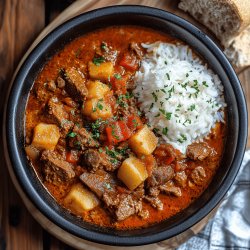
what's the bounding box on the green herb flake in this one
[202,81,209,87]
[114,73,122,79]
[159,109,172,120]
[101,42,108,51]
[153,128,160,133]
[162,127,168,135]
[96,100,103,110]
[152,92,158,102]
[188,104,196,111]
[93,56,105,66]
[166,73,170,80]
[67,131,77,138]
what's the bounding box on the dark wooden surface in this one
[0,1,249,249]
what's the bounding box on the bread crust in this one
[227,0,250,34]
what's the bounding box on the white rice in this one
[134,42,226,154]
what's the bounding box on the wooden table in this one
[0,0,249,249]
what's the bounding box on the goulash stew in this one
[25,26,226,229]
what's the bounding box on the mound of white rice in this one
[134,42,226,154]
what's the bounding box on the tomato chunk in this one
[140,154,156,177]
[66,150,79,164]
[126,114,143,131]
[110,76,127,94]
[106,121,132,144]
[119,53,138,71]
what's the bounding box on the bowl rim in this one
[4,5,248,246]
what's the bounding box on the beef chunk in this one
[190,166,206,185]
[47,80,56,92]
[79,170,117,198]
[46,97,74,132]
[129,42,144,59]
[174,171,187,187]
[144,196,163,210]
[159,180,182,197]
[187,142,213,161]
[57,76,65,88]
[138,209,149,219]
[41,150,75,184]
[80,170,144,221]
[147,165,174,187]
[133,184,145,200]
[148,186,160,197]
[68,126,99,150]
[103,192,144,221]
[115,194,139,221]
[82,149,117,172]
[63,67,88,101]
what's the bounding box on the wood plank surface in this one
[0,0,249,250]
[0,1,45,250]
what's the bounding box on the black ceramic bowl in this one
[4,5,248,246]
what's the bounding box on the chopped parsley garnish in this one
[125,92,133,99]
[152,92,158,102]
[153,128,160,134]
[101,42,108,51]
[166,73,170,80]
[188,104,196,111]
[159,109,172,120]
[186,73,189,77]
[114,73,122,79]
[105,146,128,162]
[177,134,187,143]
[93,56,105,66]
[96,99,103,110]
[91,118,106,140]
[202,81,209,87]
[116,95,128,108]
[67,131,77,138]
[110,124,120,140]
[162,127,168,135]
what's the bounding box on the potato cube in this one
[88,61,114,82]
[82,98,112,120]
[118,156,148,190]
[64,183,99,213]
[86,80,110,99]
[129,125,158,155]
[32,123,60,150]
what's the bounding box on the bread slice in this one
[178,0,250,47]
[224,26,250,68]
